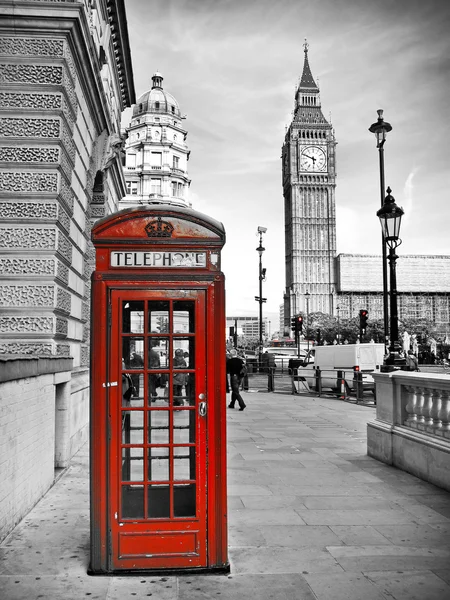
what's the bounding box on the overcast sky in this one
[123,0,450,333]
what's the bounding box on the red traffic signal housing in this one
[359,309,369,329]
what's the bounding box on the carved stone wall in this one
[0,3,133,372]
[0,30,82,362]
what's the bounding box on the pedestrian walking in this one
[173,348,187,406]
[267,352,276,392]
[226,349,246,411]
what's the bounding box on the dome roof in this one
[132,72,181,118]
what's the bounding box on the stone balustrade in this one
[404,380,450,438]
[367,371,450,491]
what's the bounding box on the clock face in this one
[300,146,327,172]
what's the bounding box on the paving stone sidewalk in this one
[1,391,450,599]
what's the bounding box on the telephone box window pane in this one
[173,301,195,333]
[173,410,195,444]
[148,373,169,404]
[128,372,144,405]
[148,302,169,333]
[122,374,144,407]
[122,338,144,368]
[147,485,170,518]
[122,485,144,519]
[122,372,135,407]
[185,373,195,406]
[174,453,195,481]
[174,484,196,517]
[122,448,143,481]
[122,301,144,333]
[173,338,195,369]
[122,411,144,444]
[148,447,169,481]
[148,338,169,369]
[148,410,169,443]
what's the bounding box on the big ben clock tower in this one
[282,41,337,329]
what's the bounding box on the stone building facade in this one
[0,0,135,541]
[0,0,134,366]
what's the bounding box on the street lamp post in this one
[305,291,310,352]
[377,187,406,368]
[369,109,392,347]
[255,226,267,360]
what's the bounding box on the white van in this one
[297,343,385,391]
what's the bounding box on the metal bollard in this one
[315,367,322,395]
[355,371,363,403]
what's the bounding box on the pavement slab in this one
[1,390,450,600]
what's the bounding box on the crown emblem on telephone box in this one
[145,217,174,238]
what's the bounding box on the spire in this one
[299,39,318,90]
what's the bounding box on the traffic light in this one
[359,309,368,331]
[291,317,297,333]
[296,315,303,334]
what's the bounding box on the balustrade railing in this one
[404,382,450,438]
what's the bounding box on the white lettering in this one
[110,251,207,268]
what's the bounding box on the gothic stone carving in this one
[90,205,105,218]
[0,91,62,110]
[0,201,58,220]
[56,261,69,284]
[0,227,57,250]
[0,38,64,58]
[0,316,54,334]
[0,285,54,307]
[56,317,68,335]
[60,121,75,160]
[58,177,75,212]
[0,117,60,138]
[80,344,89,367]
[0,92,74,129]
[0,257,55,276]
[0,146,59,163]
[56,288,71,313]
[0,342,53,356]
[56,231,72,261]
[0,64,63,85]
[0,172,58,193]
[56,343,70,357]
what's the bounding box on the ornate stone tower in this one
[282,42,337,329]
[121,72,191,208]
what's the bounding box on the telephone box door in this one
[109,288,208,570]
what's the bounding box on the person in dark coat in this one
[267,352,276,392]
[226,349,246,411]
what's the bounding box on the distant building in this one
[281,43,450,337]
[226,316,269,340]
[121,72,191,209]
[336,254,450,328]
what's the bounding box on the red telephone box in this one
[89,204,228,574]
